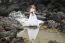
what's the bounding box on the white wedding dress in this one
[9,10,44,42]
[27,12,40,41]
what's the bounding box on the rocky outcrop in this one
[0,17,24,43]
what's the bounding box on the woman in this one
[27,5,40,43]
[28,4,39,26]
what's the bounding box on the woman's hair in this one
[29,0,38,10]
[30,4,38,11]
[31,5,36,9]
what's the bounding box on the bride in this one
[27,4,39,26]
[9,4,44,42]
[27,4,40,42]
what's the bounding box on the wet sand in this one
[17,27,65,43]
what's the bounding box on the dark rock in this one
[0,29,17,38]
[62,19,65,23]
[48,40,58,43]
[11,37,24,43]
[37,15,46,20]
[46,20,60,28]
[0,17,23,31]
[57,23,65,32]
[45,12,65,22]
[0,16,24,43]
[0,26,5,32]
[57,12,65,19]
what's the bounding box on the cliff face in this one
[0,0,65,16]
